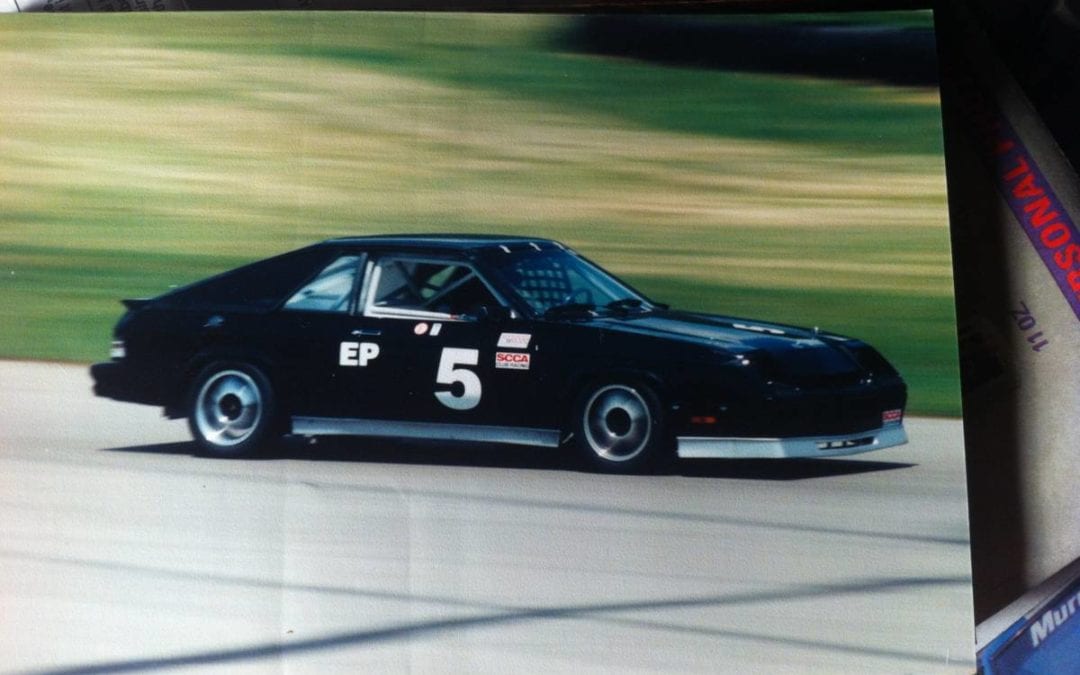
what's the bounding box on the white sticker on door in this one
[497,332,531,349]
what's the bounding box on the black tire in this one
[187,362,278,458]
[572,381,667,474]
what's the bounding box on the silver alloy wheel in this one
[582,384,652,463]
[193,369,263,448]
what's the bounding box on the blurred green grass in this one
[0,13,960,416]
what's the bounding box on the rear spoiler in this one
[121,298,153,310]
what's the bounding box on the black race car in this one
[91,235,907,472]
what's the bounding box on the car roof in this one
[321,234,559,253]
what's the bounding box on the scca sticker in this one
[495,352,530,370]
[497,332,531,349]
[883,409,903,425]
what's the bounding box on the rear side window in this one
[284,256,362,313]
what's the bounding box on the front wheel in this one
[573,381,667,473]
[187,362,277,458]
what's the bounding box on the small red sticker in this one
[495,352,530,370]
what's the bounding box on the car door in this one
[355,253,561,437]
[265,252,387,419]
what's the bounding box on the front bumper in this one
[90,361,172,406]
[676,423,907,459]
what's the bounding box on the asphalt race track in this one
[0,361,974,673]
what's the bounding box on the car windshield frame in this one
[479,244,652,318]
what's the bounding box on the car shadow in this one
[101,437,915,481]
[673,457,915,480]
[101,437,575,472]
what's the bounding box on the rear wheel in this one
[187,362,277,458]
[574,381,666,473]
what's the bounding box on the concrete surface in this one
[0,361,975,673]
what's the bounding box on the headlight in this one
[110,340,126,360]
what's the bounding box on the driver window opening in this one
[506,259,595,314]
[366,258,500,320]
[516,264,572,311]
[486,248,645,316]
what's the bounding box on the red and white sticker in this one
[413,322,442,336]
[497,332,531,349]
[883,409,903,425]
[495,351,531,370]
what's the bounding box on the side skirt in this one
[292,416,561,448]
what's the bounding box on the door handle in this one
[351,328,382,337]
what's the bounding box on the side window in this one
[507,257,574,314]
[366,258,500,319]
[283,256,361,313]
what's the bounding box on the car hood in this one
[592,309,833,346]
[591,309,869,381]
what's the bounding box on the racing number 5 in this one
[435,347,481,410]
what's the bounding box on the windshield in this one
[483,246,649,316]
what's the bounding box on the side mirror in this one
[475,304,511,323]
